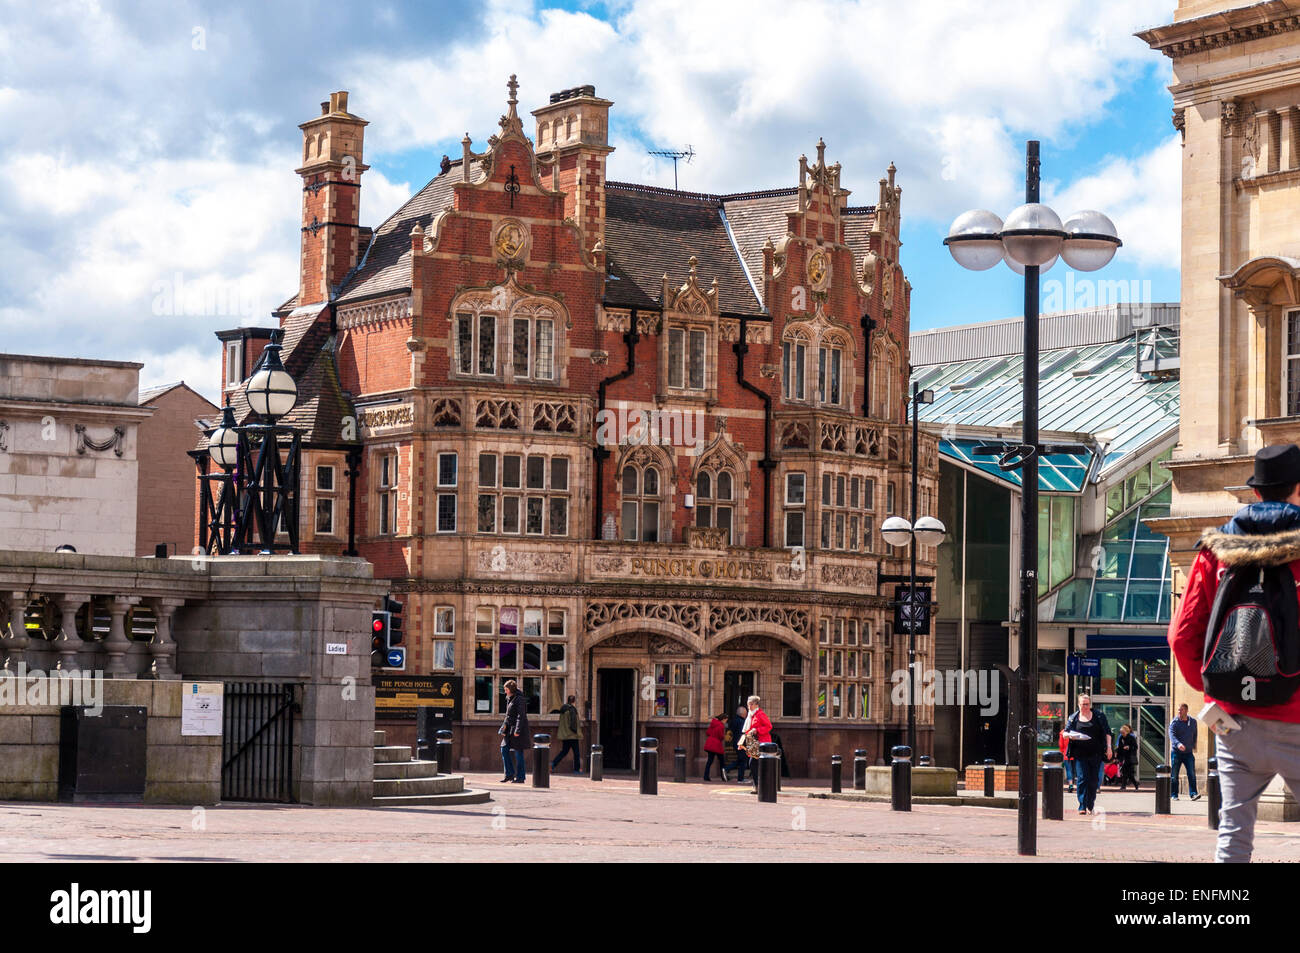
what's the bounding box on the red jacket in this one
[705,718,726,754]
[1169,520,1300,724]
[746,708,773,744]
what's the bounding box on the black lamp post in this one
[881,383,945,757]
[943,140,1121,857]
[235,332,301,554]
[201,404,241,554]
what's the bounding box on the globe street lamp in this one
[202,405,242,554]
[236,331,302,553]
[882,454,947,759]
[944,140,1120,857]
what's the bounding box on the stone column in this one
[1281,108,1295,171]
[1244,300,1272,448]
[54,594,90,671]
[103,595,140,677]
[147,597,183,680]
[2,592,30,667]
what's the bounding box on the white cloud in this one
[0,0,1179,397]
[1048,135,1182,271]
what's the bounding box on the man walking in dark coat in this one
[500,679,529,783]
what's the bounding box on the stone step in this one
[374,760,439,780]
[373,730,386,746]
[372,788,492,807]
[374,745,414,763]
[373,775,466,797]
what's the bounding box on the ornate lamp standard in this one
[201,405,241,554]
[881,380,947,758]
[943,140,1121,856]
[236,332,301,554]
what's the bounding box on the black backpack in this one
[1203,563,1300,706]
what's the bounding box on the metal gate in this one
[221,682,298,802]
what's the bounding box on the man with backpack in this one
[1169,443,1300,862]
[549,695,582,774]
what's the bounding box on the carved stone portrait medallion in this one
[494,218,529,263]
[807,248,830,291]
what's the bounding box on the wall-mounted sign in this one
[181,682,223,737]
[375,675,462,721]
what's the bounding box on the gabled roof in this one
[139,381,219,412]
[602,183,878,317]
[333,159,488,306]
[603,184,765,317]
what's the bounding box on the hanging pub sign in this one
[893,584,932,636]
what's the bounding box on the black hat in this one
[1247,443,1300,487]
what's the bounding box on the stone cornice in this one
[1137,1,1300,58]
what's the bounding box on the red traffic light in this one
[373,618,384,632]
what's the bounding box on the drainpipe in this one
[861,313,877,418]
[735,316,775,548]
[594,309,640,539]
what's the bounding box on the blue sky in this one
[0,0,1178,400]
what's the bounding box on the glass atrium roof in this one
[941,438,1093,492]
[915,336,1179,475]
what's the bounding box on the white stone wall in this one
[0,354,150,556]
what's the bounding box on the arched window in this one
[695,469,734,543]
[817,334,846,406]
[621,464,661,542]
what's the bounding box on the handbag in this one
[743,731,760,759]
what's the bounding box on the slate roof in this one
[604,183,878,317]
[334,159,487,306]
[197,303,357,451]
[604,184,765,317]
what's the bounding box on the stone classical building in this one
[0,353,151,556]
[1140,1,1300,813]
[202,80,936,775]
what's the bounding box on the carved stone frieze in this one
[478,546,570,575]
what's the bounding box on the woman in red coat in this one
[704,712,728,782]
[738,695,774,790]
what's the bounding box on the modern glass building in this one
[911,303,1179,775]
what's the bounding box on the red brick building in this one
[137,381,218,556]
[204,79,938,775]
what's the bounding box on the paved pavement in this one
[3,772,1297,862]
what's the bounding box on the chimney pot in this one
[320,101,329,115]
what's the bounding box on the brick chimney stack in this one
[532,85,614,255]
[296,91,369,307]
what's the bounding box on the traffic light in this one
[371,610,390,665]
[384,596,403,649]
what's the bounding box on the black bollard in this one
[532,734,551,788]
[1042,750,1063,820]
[983,758,995,798]
[674,746,687,783]
[590,743,603,782]
[639,738,658,796]
[853,748,868,791]
[919,754,933,768]
[830,754,843,793]
[757,742,779,803]
[1208,757,1221,830]
[890,745,912,811]
[435,729,453,776]
[776,751,782,792]
[1155,763,1171,815]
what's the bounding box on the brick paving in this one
[4,772,1299,862]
